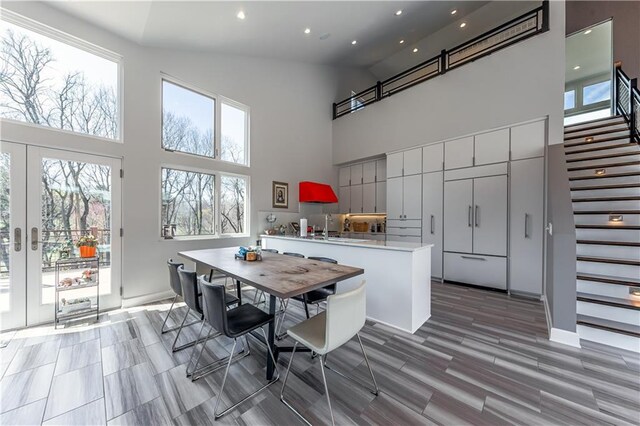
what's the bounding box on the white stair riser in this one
[567,155,640,169]
[576,261,639,280]
[571,187,640,197]
[573,200,640,211]
[568,164,640,178]
[576,228,640,242]
[577,324,640,352]
[570,175,640,188]
[577,301,640,325]
[566,145,639,161]
[577,280,639,300]
[565,137,633,151]
[577,244,640,260]
[574,214,640,226]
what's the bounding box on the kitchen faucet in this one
[323,214,333,240]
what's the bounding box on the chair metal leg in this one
[160,294,178,334]
[320,354,335,426]
[275,299,289,340]
[357,333,379,395]
[214,327,280,419]
[321,334,379,396]
[279,342,312,425]
[189,329,249,382]
[186,320,208,376]
[171,307,200,352]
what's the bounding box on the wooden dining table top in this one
[178,247,364,299]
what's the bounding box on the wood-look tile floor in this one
[1,282,639,425]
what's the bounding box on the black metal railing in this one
[333,1,549,119]
[613,64,640,144]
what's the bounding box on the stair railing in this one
[613,63,640,144]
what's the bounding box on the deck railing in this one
[613,64,640,144]
[333,1,549,119]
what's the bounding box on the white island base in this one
[261,236,432,334]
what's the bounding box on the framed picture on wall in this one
[272,181,288,208]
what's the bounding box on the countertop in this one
[260,235,432,252]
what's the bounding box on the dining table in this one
[178,247,364,380]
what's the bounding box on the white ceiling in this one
[566,20,612,83]
[45,1,489,68]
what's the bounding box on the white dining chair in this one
[280,280,379,425]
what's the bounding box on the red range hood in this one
[299,181,338,204]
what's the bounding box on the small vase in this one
[79,246,96,258]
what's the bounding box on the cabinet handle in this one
[475,205,479,227]
[14,228,21,252]
[461,255,486,261]
[524,213,530,239]
[468,206,472,227]
[31,227,39,250]
[430,215,435,234]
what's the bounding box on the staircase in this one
[564,115,640,352]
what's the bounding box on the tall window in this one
[0,14,120,139]
[220,175,246,234]
[161,78,249,166]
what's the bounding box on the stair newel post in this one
[332,102,337,120]
[612,63,621,116]
[629,77,637,142]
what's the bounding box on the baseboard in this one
[541,295,552,335]
[122,290,174,308]
[550,327,581,348]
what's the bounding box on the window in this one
[0,14,120,139]
[350,90,364,112]
[161,168,216,237]
[161,78,249,165]
[583,80,611,106]
[564,90,576,110]
[162,81,215,157]
[220,175,247,234]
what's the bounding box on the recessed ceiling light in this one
[574,65,581,70]
[236,11,245,20]
[395,10,403,16]
[351,40,357,45]
[460,22,467,28]
[304,28,311,34]
[451,9,458,15]
[584,29,592,35]
[399,39,405,44]
[413,47,418,53]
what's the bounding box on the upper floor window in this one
[0,13,120,140]
[161,78,249,166]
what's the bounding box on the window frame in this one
[565,73,612,118]
[0,9,123,142]
[161,75,250,167]
[159,164,250,240]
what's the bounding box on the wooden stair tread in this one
[565,143,636,155]
[564,116,625,131]
[566,151,638,163]
[573,209,640,214]
[577,239,640,247]
[564,136,633,148]
[577,273,640,286]
[569,171,640,181]
[568,160,640,172]
[572,196,640,202]
[577,255,640,266]
[577,314,640,337]
[577,293,640,310]
[570,182,640,191]
[575,224,640,230]
[564,126,632,139]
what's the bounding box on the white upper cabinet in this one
[511,120,546,160]
[403,148,423,176]
[362,161,376,184]
[444,136,474,170]
[474,129,510,166]
[376,160,386,182]
[339,167,351,187]
[350,164,363,186]
[423,143,443,173]
[387,152,404,178]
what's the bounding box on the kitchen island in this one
[261,235,432,333]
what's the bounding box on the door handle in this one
[31,227,38,250]
[475,205,479,227]
[461,255,486,261]
[14,228,21,252]
[430,215,435,234]
[468,206,472,227]
[524,213,530,239]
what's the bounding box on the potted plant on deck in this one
[76,235,98,258]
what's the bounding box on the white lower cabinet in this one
[444,179,473,253]
[339,186,350,213]
[444,252,507,290]
[422,171,443,278]
[351,184,363,214]
[509,157,544,295]
[472,175,507,256]
[362,183,375,213]
[375,181,386,213]
[386,235,422,244]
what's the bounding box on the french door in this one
[1,142,121,330]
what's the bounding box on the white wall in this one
[332,0,566,165]
[0,2,359,302]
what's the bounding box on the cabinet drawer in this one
[387,219,422,228]
[386,226,422,237]
[387,235,422,243]
[443,252,506,290]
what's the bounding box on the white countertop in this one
[260,235,432,252]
